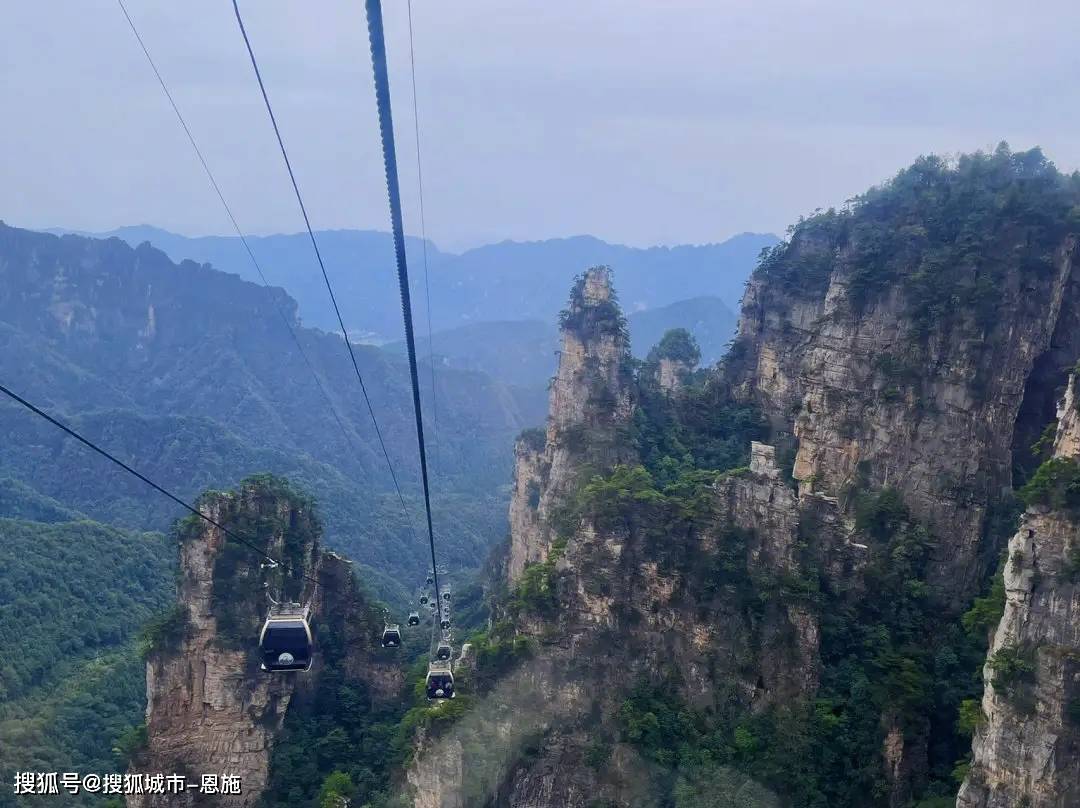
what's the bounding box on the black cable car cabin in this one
[260,610,313,672]
[436,642,452,661]
[426,663,455,699]
[408,611,421,626]
[419,593,429,605]
[439,617,451,630]
[381,624,402,648]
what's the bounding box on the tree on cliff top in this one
[558,266,628,343]
[646,328,701,366]
[756,143,1080,337]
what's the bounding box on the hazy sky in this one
[4,1,1080,251]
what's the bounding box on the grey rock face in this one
[732,236,1080,601]
[129,483,396,807]
[507,267,635,583]
[128,490,310,808]
[958,377,1080,808]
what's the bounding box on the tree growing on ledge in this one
[558,266,628,343]
[646,328,701,366]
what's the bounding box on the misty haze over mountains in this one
[48,225,775,347]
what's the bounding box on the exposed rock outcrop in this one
[411,150,1080,807]
[655,357,691,393]
[958,376,1080,808]
[507,267,635,582]
[129,477,397,808]
[732,233,1080,601]
[406,272,834,807]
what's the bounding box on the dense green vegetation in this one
[0,477,84,523]
[634,369,764,484]
[559,269,628,342]
[599,487,1009,808]
[0,514,170,806]
[758,144,1080,341]
[0,517,173,700]
[646,328,701,365]
[1018,455,1080,513]
[0,647,149,808]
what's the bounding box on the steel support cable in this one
[231,0,420,547]
[115,0,362,477]
[0,381,319,586]
[405,0,440,471]
[364,0,443,621]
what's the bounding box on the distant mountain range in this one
[0,222,542,596]
[47,225,776,343]
[386,296,738,388]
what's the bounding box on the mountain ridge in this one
[38,224,776,342]
[0,222,542,594]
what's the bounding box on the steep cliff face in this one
[958,376,1080,808]
[129,476,398,808]
[406,147,1080,808]
[507,267,635,582]
[406,272,823,808]
[733,224,1080,600]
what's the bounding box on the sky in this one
[3,1,1080,251]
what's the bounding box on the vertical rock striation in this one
[507,266,635,582]
[958,376,1080,808]
[732,230,1080,600]
[407,271,827,807]
[128,477,395,807]
[410,149,1080,807]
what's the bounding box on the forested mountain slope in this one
[0,222,543,588]
[0,516,172,808]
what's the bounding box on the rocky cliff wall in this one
[507,267,635,582]
[128,477,396,808]
[958,376,1080,808]
[733,233,1080,600]
[406,270,835,807]
[409,150,1080,808]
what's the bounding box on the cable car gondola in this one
[260,603,313,672]
[436,642,452,661]
[440,617,451,630]
[407,611,421,626]
[419,593,429,605]
[381,623,402,648]
[426,662,455,700]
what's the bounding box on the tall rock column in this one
[958,375,1080,808]
[506,266,634,582]
[128,477,335,808]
